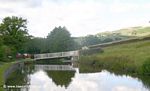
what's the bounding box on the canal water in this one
[4,61,150,91]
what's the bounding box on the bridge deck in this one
[34,51,79,60]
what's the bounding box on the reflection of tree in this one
[46,71,75,88]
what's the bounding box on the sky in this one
[0,0,150,37]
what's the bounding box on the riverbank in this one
[0,58,34,91]
[79,39,150,75]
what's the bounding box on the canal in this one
[4,60,150,91]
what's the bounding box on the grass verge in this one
[0,58,33,91]
[79,39,150,75]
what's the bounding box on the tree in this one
[83,35,101,46]
[0,45,12,61]
[0,36,13,61]
[102,38,113,43]
[24,37,47,54]
[0,36,3,47]
[47,26,74,52]
[0,16,29,52]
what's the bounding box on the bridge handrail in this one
[34,50,79,60]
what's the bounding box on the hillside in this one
[75,26,150,47]
[115,26,150,36]
[97,26,150,39]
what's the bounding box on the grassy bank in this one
[0,62,13,91]
[0,58,33,91]
[79,39,150,75]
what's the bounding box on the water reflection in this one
[34,64,76,87]
[35,65,75,71]
[5,62,150,91]
[28,70,149,91]
[47,71,75,88]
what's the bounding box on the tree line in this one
[0,16,125,62]
[0,16,76,61]
[23,26,77,54]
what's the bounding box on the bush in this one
[80,47,103,55]
[141,58,150,75]
[0,45,13,62]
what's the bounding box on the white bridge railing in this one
[34,51,79,60]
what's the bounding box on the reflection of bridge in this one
[35,65,76,71]
[34,50,79,61]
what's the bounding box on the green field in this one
[117,26,150,36]
[79,38,150,75]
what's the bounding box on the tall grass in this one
[79,39,150,75]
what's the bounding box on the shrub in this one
[0,45,13,62]
[80,47,103,55]
[141,58,150,75]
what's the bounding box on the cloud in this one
[0,0,42,9]
[0,0,23,2]
[26,0,42,8]
[112,85,142,91]
[0,0,150,37]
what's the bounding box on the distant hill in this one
[74,26,150,47]
[97,26,150,38]
[114,26,150,37]
[96,26,150,42]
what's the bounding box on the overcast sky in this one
[0,0,150,37]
